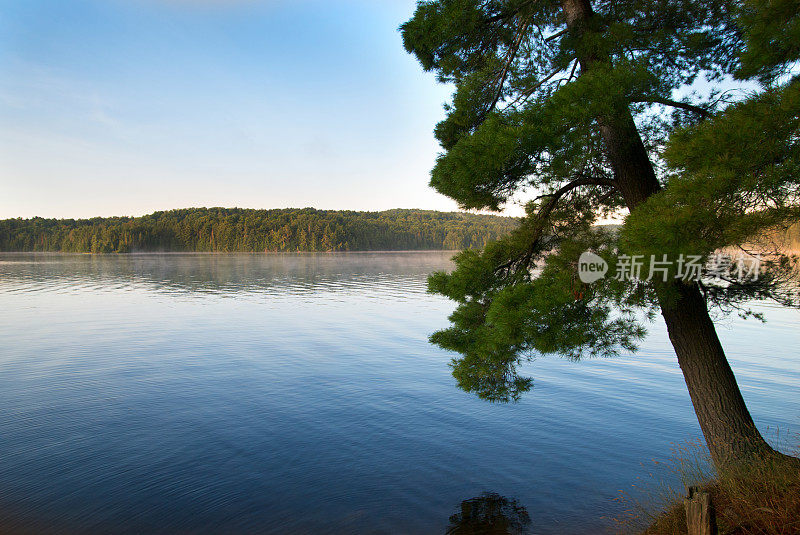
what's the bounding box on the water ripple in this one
[0,252,797,534]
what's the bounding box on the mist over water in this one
[1,253,798,534]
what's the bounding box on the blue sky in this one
[0,0,480,219]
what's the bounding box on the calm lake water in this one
[1,252,798,534]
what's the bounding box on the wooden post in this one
[684,486,717,535]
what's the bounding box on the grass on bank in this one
[613,437,800,535]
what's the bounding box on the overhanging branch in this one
[483,0,539,24]
[489,19,531,112]
[494,176,616,274]
[632,97,711,118]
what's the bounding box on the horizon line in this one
[2,206,521,221]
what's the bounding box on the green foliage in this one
[401,0,800,402]
[622,79,800,260]
[736,0,800,83]
[429,225,651,402]
[0,208,518,253]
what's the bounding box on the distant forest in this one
[0,208,520,253]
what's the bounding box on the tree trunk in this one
[560,0,786,471]
[660,282,779,468]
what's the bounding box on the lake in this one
[0,252,798,534]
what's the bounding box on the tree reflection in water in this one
[446,493,531,535]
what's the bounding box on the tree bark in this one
[660,282,777,468]
[560,0,785,470]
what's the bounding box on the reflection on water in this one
[446,493,531,535]
[0,252,439,300]
[0,253,798,534]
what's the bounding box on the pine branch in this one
[632,97,711,118]
[494,176,616,274]
[488,18,531,112]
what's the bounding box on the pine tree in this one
[402,0,800,470]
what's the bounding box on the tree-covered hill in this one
[0,208,519,253]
